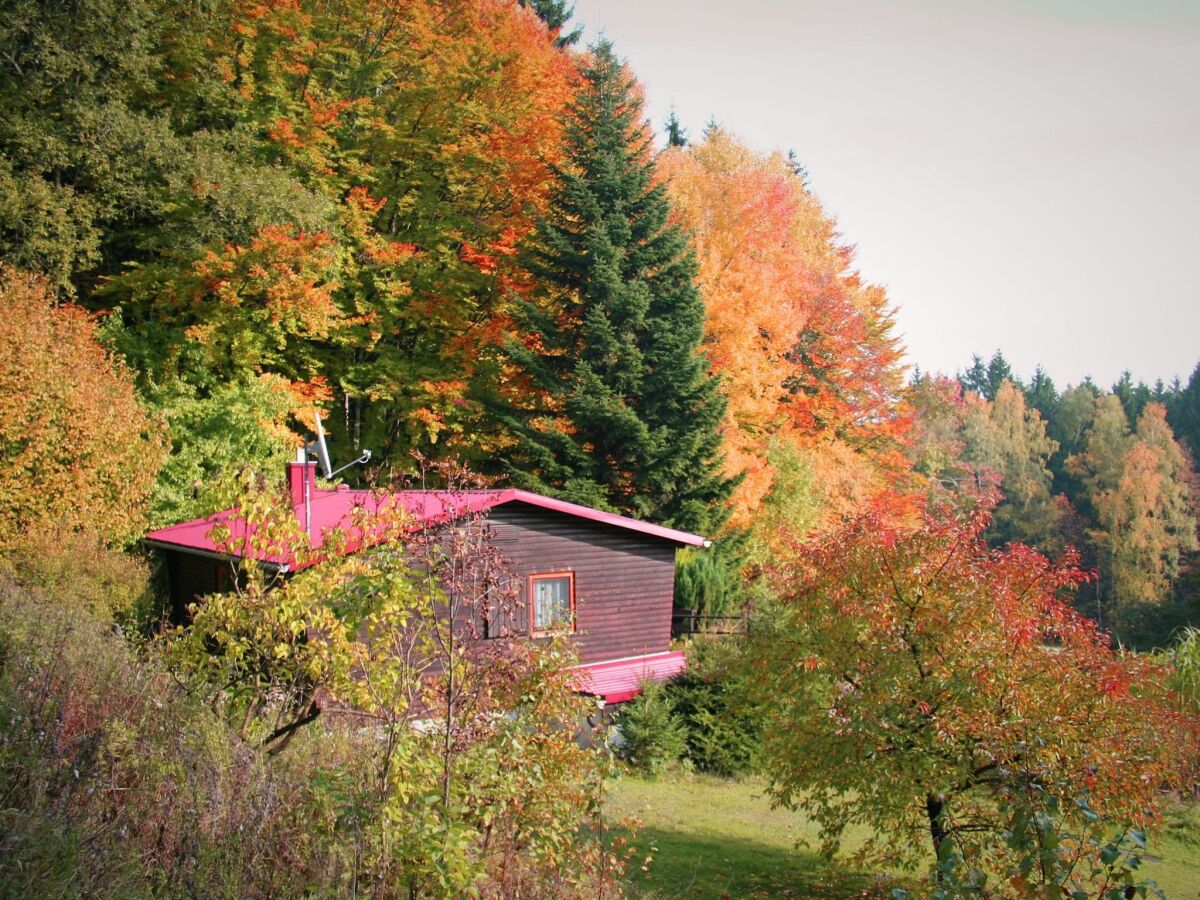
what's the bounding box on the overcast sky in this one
[569,0,1200,389]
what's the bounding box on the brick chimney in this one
[288,447,316,507]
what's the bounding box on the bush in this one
[0,513,629,897]
[666,640,760,777]
[0,529,155,623]
[614,680,688,774]
[674,547,742,618]
[0,573,352,897]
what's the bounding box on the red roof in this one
[145,480,707,568]
[571,651,688,704]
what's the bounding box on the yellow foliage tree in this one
[0,267,165,547]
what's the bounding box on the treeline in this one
[909,350,1200,645]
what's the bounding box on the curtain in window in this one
[534,576,570,631]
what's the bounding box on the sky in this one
[569,0,1200,389]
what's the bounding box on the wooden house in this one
[145,457,707,703]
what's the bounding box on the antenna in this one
[310,413,372,480]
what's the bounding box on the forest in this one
[1,1,1198,897]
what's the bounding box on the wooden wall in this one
[488,504,679,664]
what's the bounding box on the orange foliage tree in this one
[748,498,1196,892]
[0,267,164,546]
[658,129,907,528]
[105,0,578,466]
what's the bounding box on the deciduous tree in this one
[747,500,1195,891]
[658,129,905,526]
[0,267,164,547]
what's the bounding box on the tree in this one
[1112,370,1151,429]
[0,267,164,547]
[1046,381,1100,499]
[664,107,687,148]
[746,500,1195,890]
[496,41,734,535]
[1069,397,1197,635]
[518,0,582,47]
[1097,405,1196,612]
[1167,360,1200,458]
[1023,364,1058,422]
[961,381,1065,551]
[657,128,905,527]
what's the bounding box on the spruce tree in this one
[664,107,687,148]
[517,0,582,47]
[496,41,734,535]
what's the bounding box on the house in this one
[145,454,707,704]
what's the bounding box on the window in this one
[530,573,574,635]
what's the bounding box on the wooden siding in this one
[158,501,682,665]
[487,505,679,664]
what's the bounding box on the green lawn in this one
[605,772,1200,899]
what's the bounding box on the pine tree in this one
[960,354,989,397]
[785,149,810,189]
[497,41,734,535]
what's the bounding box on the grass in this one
[604,772,890,898]
[1146,798,1200,899]
[605,772,1200,899]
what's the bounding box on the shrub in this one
[614,680,688,775]
[666,640,761,777]
[674,547,742,618]
[0,528,155,623]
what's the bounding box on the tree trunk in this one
[926,792,949,861]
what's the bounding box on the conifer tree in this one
[1167,361,1200,458]
[497,41,734,535]
[517,0,582,47]
[664,107,687,148]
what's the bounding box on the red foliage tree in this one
[748,496,1197,891]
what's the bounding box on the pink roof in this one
[571,651,688,704]
[145,484,707,568]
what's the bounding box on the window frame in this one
[528,571,576,637]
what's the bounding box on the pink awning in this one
[571,651,687,704]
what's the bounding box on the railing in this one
[671,610,749,638]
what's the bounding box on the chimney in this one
[288,447,316,507]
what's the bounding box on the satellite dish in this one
[313,413,333,479]
[308,413,371,480]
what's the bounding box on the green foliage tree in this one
[665,641,760,777]
[496,41,735,534]
[1112,370,1153,429]
[0,0,183,292]
[674,547,742,620]
[1023,364,1059,422]
[960,350,1019,401]
[146,376,296,527]
[664,107,688,148]
[1167,360,1200,458]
